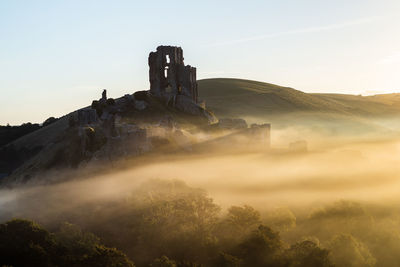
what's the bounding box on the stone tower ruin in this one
[148,46,198,103]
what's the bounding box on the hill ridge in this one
[198,78,400,118]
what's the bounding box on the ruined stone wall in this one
[249,123,271,148]
[77,109,98,126]
[148,46,198,103]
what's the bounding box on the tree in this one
[82,245,135,267]
[215,205,261,248]
[43,117,58,127]
[328,234,375,267]
[212,252,242,267]
[0,219,57,267]
[265,207,296,232]
[0,219,135,267]
[227,205,261,231]
[236,225,283,266]
[55,222,135,267]
[127,180,221,265]
[283,240,333,267]
[151,255,177,267]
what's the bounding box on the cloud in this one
[206,16,381,47]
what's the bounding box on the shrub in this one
[42,117,58,127]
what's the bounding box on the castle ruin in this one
[148,46,198,103]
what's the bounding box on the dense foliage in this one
[0,180,337,267]
[0,123,40,147]
[0,219,134,267]
[0,117,59,147]
[3,179,399,266]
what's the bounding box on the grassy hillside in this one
[198,78,400,118]
[197,78,400,137]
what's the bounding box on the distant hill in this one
[0,123,41,148]
[0,117,59,148]
[197,78,400,136]
[198,78,400,118]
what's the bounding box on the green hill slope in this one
[197,78,400,137]
[198,78,400,118]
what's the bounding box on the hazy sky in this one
[1,0,400,125]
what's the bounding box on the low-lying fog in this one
[2,126,400,266]
[2,128,400,217]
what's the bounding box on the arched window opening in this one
[164,66,169,78]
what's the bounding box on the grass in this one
[197,78,400,135]
[198,78,400,118]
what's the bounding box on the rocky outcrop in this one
[174,95,218,124]
[174,95,203,115]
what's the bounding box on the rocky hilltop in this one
[0,46,270,186]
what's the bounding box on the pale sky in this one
[1,0,400,125]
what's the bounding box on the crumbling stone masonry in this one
[77,109,98,126]
[148,46,198,103]
[249,124,271,148]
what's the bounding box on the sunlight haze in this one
[1,0,400,124]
